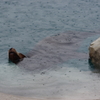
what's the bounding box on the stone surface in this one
[89,37,100,68]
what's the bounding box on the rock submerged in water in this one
[89,37,100,68]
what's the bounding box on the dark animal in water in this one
[8,48,26,64]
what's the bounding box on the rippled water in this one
[0,0,100,99]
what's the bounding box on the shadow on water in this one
[88,58,95,71]
[88,58,100,73]
[18,31,100,72]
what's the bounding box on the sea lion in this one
[8,48,26,64]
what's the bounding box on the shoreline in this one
[0,93,44,100]
[0,92,100,100]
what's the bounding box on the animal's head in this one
[9,48,26,64]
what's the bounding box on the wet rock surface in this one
[89,37,100,68]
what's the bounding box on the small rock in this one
[89,37,100,68]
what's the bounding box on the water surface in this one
[0,0,100,99]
